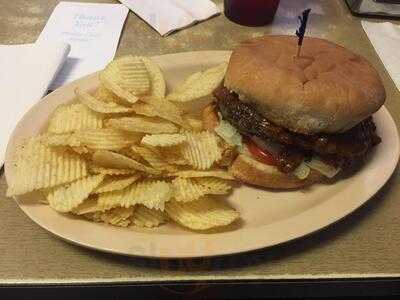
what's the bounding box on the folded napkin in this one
[119,0,220,36]
[0,42,70,165]
[362,21,400,92]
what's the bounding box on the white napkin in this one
[118,0,220,36]
[362,21,400,92]
[0,42,70,165]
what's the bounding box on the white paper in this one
[0,42,70,164]
[37,2,129,89]
[362,21,400,92]
[119,0,220,36]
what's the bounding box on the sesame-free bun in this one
[229,154,325,189]
[224,35,385,134]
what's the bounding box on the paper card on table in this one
[118,0,220,36]
[362,21,400,92]
[37,1,129,89]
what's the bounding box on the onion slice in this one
[304,156,341,178]
[292,163,311,180]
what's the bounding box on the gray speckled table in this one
[1,0,400,298]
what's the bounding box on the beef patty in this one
[213,87,381,173]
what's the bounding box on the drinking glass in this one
[224,0,280,27]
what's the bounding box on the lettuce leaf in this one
[214,116,244,152]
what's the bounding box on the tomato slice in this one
[246,139,278,166]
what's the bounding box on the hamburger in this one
[204,35,385,189]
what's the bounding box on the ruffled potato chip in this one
[7,137,87,196]
[141,57,166,99]
[82,211,103,222]
[99,55,150,104]
[73,197,104,215]
[97,180,173,210]
[47,174,105,212]
[99,207,135,227]
[166,63,227,102]
[71,146,93,156]
[85,207,135,227]
[172,177,207,202]
[141,134,186,147]
[76,88,135,114]
[184,116,203,132]
[47,103,102,134]
[165,198,239,230]
[99,71,139,104]
[141,96,188,128]
[106,116,178,134]
[131,145,177,172]
[130,205,166,228]
[181,131,222,170]
[39,133,81,147]
[160,146,189,166]
[170,170,235,180]
[92,150,159,174]
[92,174,141,194]
[94,85,127,105]
[195,177,232,194]
[130,102,159,117]
[172,177,232,202]
[88,164,138,176]
[103,55,150,95]
[73,128,139,150]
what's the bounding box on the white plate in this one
[5,51,400,258]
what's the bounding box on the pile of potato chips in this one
[7,55,240,231]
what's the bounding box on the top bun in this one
[224,35,385,134]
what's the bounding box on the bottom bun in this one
[229,154,325,189]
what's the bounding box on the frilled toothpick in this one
[295,8,311,59]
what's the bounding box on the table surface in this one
[1,0,400,285]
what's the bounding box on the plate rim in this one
[4,50,400,259]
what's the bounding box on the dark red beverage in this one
[224,0,280,27]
